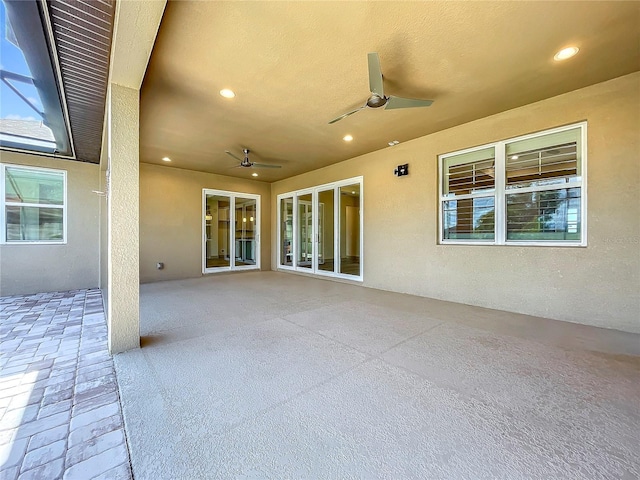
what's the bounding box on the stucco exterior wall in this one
[0,152,100,296]
[107,83,140,354]
[271,72,640,333]
[139,163,272,283]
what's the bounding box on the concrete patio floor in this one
[116,271,640,479]
[0,290,130,480]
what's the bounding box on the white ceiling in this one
[139,1,640,182]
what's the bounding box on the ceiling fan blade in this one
[328,105,366,124]
[251,163,282,169]
[225,150,244,162]
[368,52,384,97]
[385,96,433,110]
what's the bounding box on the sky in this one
[0,0,44,122]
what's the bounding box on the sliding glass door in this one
[277,177,362,281]
[317,187,334,273]
[297,193,313,270]
[203,189,260,273]
[204,193,231,269]
[339,183,361,276]
[279,197,293,267]
[235,197,257,267]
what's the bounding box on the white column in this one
[107,83,140,354]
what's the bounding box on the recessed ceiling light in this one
[251,172,258,177]
[219,89,235,98]
[162,157,171,162]
[343,134,353,142]
[554,46,579,61]
[351,191,355,194]
[388,140,400,146]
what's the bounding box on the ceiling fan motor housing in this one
[367,94,387,108]
[224,147,283,169]
[242,148,252,167]
[328,53,433,124]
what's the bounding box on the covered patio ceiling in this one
[140,1,640,182]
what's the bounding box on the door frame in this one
[276,176,363,281]
[295,195,314,269]
[202,189,261,274]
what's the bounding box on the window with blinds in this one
[443,147,495,196]
[505,129,581,190]
[442,147,495,240]
[439,122,586,246]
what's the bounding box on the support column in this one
[101,0,166,354]
[107,83,140,354]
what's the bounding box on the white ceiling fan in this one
[329,52,434,124]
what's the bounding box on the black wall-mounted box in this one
[394,164,409,177]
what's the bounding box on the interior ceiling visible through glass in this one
[0,0,70,155]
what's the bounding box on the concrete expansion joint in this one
[216,354,378,438]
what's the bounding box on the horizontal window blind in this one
[506,127,581,189]
[505,128,579,158]
[443,147,495,196]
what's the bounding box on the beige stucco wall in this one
[107,83,141,354]
[0,151,100,296]
[139,163,271,283]
[271,72,640,334]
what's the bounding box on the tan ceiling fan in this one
[225,148,282,169]
[329,52,434,124]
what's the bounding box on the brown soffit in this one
[46,0,115,164]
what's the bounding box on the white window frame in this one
[277,176,364,281]
[0,163,67,245]
[438,122,587,247]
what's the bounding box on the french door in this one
[203,189,260,273]
[297,194,313,269]
[277,177,362,280]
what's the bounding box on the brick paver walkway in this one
[0,289,131,480]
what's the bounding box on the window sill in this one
[1,241,67,245]
[439,240,587,247]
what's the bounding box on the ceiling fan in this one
[225,148,282,169]
[329,52,434,124]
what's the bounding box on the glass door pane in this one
[339,184,360,276]
[317,188,334,273]
[297,193,313,269]
[205,194,230,269]
[235,197,256,266]
[280,197,293,267]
